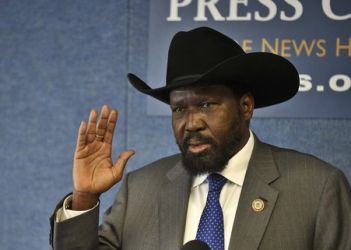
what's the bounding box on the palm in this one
[74,141,114,194]
[73,105,134,196]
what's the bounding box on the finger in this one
[76,121,87,152]
[104,109,118,145]
[111,150,135,182]
[86,109,98,143]
[96,105,110,141]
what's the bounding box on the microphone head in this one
[181,240,210,250]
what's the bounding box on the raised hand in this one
[71,105,134,210]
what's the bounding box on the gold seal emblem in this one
[252,198,265,212]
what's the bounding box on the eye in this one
[199,102,211,109]
[171,106,185,113]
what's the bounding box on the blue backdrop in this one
[0,1,350,249]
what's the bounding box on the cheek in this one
[207,111,241,140]
[172,119,183,142]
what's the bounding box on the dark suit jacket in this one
[50,139,351,250]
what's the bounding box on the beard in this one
[177,117,244,176]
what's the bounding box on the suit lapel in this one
[229,139,280,250]
[159,160,192,250]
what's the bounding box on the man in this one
[50,27,351,250]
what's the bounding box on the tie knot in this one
[207,174,226,192]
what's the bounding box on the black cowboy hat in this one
[127,27,299,108]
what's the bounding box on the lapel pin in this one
[252,198,265,212]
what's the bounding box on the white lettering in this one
[280,0,303,21]
[329,74,351,92]
[322,0,351,20]
[167,0,192,21]
[299,74,313,92]
[165,0,309,22]
[194,0,225,21]
[227,0,251,21]
[254,0,277,21]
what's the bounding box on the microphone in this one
[181,240,210,250]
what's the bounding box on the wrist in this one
[71,191,99,210]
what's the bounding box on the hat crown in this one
[166,27,245,85]
[128,26,299,108]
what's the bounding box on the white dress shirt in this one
[183,130,254,250]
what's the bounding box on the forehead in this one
[169,84,234,103]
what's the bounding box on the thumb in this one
[111,150,135,183]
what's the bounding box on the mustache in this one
[182,132,214,147]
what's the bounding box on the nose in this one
[185,110,205,132]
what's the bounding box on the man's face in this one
[170,84,253,175]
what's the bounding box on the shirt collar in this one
[192,130,255,188]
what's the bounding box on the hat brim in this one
[127,52,299,108]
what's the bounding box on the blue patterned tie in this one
[196,173,227,250]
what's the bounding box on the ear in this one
[240,93,254,121]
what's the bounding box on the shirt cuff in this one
[55,195,99,222]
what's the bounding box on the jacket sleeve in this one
[97,175,129,250]
[313,170,351,250]
[49,174,130,250]
[49,193,100,250]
